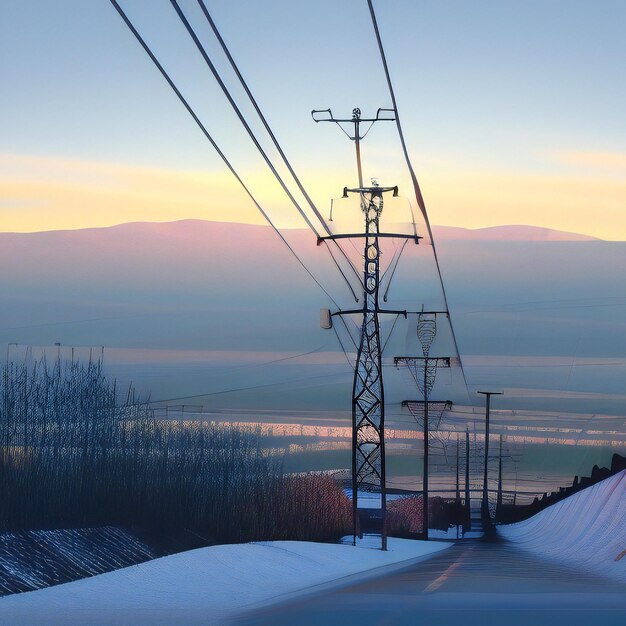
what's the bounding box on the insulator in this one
[320,308,332,330]
[417,313,437,356]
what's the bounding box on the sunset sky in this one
[2,0,626,238]
[1,2,625,459]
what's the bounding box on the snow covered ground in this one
[499,469,626,582]
[0,537,451,625]
[0,527,157,595]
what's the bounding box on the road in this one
[231,539,626,626]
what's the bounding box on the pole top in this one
[477,390,503,396]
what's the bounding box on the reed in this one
[0,357,351,544]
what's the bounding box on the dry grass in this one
[0,357,351,544]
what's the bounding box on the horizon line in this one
[0,218,605,241]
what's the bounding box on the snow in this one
[498,469,626,581]
[0,527,156,595]
[0,537,452,625]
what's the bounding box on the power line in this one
[323,241,360,302]
[332,325,354,368]
[381,313,402,353]
[335,311,360,351]
[462,362,626,369]
[144,370,353,405]
[108,0,339,309]
[367,0,470,400]
[194,0,363,296]
[464,299,626,314]
[171,0,365,301]
[194,0,327,236]
[169,0,324,238]
[382,239,408,302]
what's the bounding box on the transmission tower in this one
[396,312,453,540]
[465,426,471,532]
[314,107,418,550]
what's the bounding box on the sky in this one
[2,0,626,238]
[1,3,625,475]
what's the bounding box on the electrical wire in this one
[195,0,328,236]
[333,325,354,368]
[169,0,324,238]
[380,237,401,283]
[323,241,360,302]
[173,0,364,301]
[145,370,353,405]
[108,0,339,309]
[337,311,361,351]
[367,0,470,399]
[381,313,401,354]
[382,239,408,302]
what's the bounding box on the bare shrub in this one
[387,496,423,537]
[0,357,350,544]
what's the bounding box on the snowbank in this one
[0,527,156,595]
[499,469,626,581]
[0,537,451,625]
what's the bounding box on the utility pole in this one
[395,353,451,540]
[478,390,502,533]
[314,107,418,550]
[456,433,460,539]
[402,398,451,539]
[396,310,452,540]
[465,426,471,533]
[455,433,460,502]
[496,435,503,517]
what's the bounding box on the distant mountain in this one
[431,224,598,241]
[0,218,624,416]
[4,219,600,241]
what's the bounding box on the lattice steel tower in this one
[313,107,417,550]
[350,183,390,549]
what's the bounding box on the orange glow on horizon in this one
[2,152,626,240]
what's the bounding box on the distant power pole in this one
[496,434,504,516]
[478,390,502,533]
[455,433,460,503]
[314,107,418,550]
[456,434,460,539]
[401,397,451,539]
[465,426,471,532]
[395,311,452,541]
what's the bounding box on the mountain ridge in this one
[0,220,600,242]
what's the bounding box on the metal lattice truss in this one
[417,312,436,356]
[353,188,385,492]
[354,312,383,490]
[402,400,452,431]
[394,356,451,398]
[402,399,453,461]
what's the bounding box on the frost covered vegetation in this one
[0,357,351,543]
